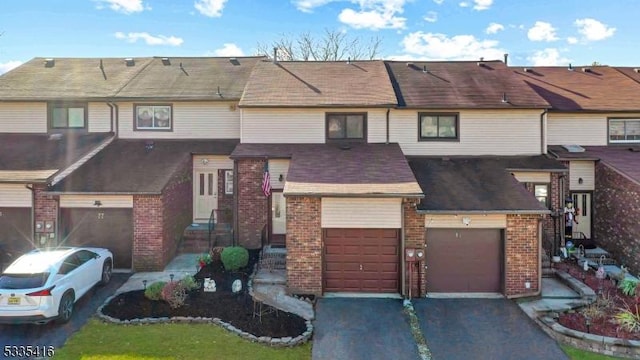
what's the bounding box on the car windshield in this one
[0,273,50,289]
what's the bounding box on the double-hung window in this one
[326,113,366,141]
[49,102,87,129]
[135,104,172,131]
[534,184,549,208]
[609,118,640,143]
[419,113,458,140]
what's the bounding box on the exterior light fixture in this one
[278,174,284,182]
[578,177,584,185]
[94,200,102,207]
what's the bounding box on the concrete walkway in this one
[115,253,199,293]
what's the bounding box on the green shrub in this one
[616,305,640,333]
[618,278,639,297]
[161,281,188,309]
[221,246,249,271]
[144,281,167,301]
[179,275,200,292]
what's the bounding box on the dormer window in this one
[609,118,640,143]
[326,113,366,142]
[49,102,86,130]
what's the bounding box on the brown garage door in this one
[323,228,400,293]
[0,207,33,260]
[426,229,503,293]
[59,208,133,269]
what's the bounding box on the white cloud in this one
[292,0,336,12]
[194,0,228,17]
[400,31,506,60]
[527,48,570,66]
[424,11,437,23]
[0,60,23,75]
[213,43,245,56]
[527,21,558,42]
[459,1,469,7]
[485,22,504,34]
[574,18,616,41]
[567,36,578,44]
[473,0,493,11]
[94,0,148,14]
[433,0,444,3]
[338,0,408,30]
[114,32,184,46]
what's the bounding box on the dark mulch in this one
[101,249,307,338]
[555,261,640,340]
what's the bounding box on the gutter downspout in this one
[25,184,35,246]
[401,200,406,297]
[106,103,114,133]
[385,108,390,144]
[540,109,548,155]
[107,102,120,137]
[233,159,239,246]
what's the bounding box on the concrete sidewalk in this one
[115,253,199,293]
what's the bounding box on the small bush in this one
[616,305,640,333]
[618,278,639,297]
[180,275,200,292]
[221,246,249,271]
[161,281,188,309]
[144,281,167,301]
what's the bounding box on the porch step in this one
[259,246,287,271]
[542,268,555,278]
[253,269,287,285]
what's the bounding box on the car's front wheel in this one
[57,292,74,324]
[99,259,112,285]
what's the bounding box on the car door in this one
[72,250,101,297]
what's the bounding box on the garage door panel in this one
[0,207,33,256]
[323,228,399,293]
[60,208,133,269]
[426,229,502,293]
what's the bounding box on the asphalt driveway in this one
[313,298,420,360]
[413,298,568,360]
[0,273,130,357]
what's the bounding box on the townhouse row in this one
[0,56,638,298]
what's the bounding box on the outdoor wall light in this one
[578,177,584,184]
[201,158,209,165]
[278,174,284,182]
[94,200,102,207]
[462,217,471,226]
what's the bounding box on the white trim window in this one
[609,118,640,143]
[225,170,233,195]
[135,104,172,131]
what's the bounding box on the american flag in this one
[262,161,271,197]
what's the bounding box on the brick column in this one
[403,199,425,297]
[161,159,192,267]
[286,196,322,296]
[505,214,540,297]
[236,159,268,249]
[33,185,58,247]
[133,195,164,271]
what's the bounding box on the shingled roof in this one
[0,57,154,100]
[239,60,397,107]
[385,60,549,109]
[513,66,640,111]
[116,57,264,100]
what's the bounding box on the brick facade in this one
[286,196,322,295]
[236,159,268,249]
[523,171,564,253]
[593,163,640,275]
[161,159,192,267]
[505,214,540,297]
[217,168,234,224]
[403,199,426,297]
[33,184,58,248]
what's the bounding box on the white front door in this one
[572,192,591,239]
[194,170,217,221]
[271,192,286,235]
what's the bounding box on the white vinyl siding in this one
[321,198,402,228]
[547,113,608,146]
[0,102,47,133]
[512,172,551,183]
[118,102,240,139]
[425,214,507,228]
[269,159,289,189]
[59,195,133,208]
[193,155,233,171]
[569,161,595,190]
[391,109,542,156]
[241,108,387,143]
[88,102,112,132]
[0,184,32,207]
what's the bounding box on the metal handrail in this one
[208,209,216,250]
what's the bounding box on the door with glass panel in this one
[194,171,217,221]
[572,192,592,239]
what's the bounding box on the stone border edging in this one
[95,265,313,347]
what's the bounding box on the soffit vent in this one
[562,144,585,153]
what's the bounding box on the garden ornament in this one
[232,279,242,294]
[204,278,217,292]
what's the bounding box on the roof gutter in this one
[416,209,551,215]
[282,192,425,198]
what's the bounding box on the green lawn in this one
[54,319,311,360]
[562,345,626,360]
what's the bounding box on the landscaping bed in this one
[100,249,308,339]
[555,261,640,340]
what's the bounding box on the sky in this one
[0,0,635,74]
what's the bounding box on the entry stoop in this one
[179,223,233,253]
[258,245,287,272]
